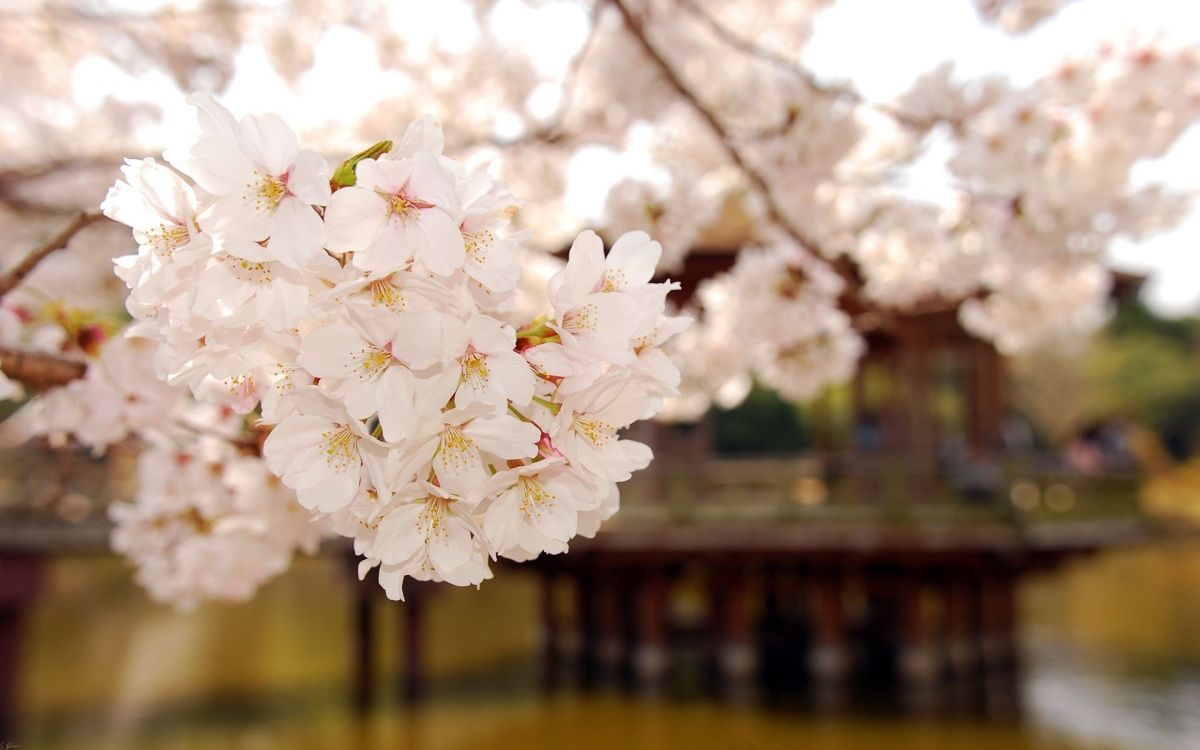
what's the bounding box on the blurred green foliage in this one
[1014,300,1200,458]
[1088,302,1200,458]
[714,384,809,454]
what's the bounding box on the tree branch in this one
[677,0,932,131]
[607,0,839,263]
[0,211,106,299]
[0,347,87,389]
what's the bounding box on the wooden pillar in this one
[897,319,936,502]
[968,340,1006,457]
[349,558,374,717]
[633,569,669,686]
[808,573,850,682]
[594,570,626,678]
[538,571,561,688]
[946,576,981,676]
[0,553,42,741]
[897,574,940,686]
[400,584,426,703]
[566,570,592,672]
[714,565,756,688]
[980,572,1018,666]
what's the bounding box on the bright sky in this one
[71,0,1200,314]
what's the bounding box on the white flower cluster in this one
[101,94,687,601]
[665,243,862,418]
[110,439,324,611]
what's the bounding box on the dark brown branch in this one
[0,211,107,299]
[607,0,833,259]
[0,347,87,389]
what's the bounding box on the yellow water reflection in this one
[17,540,1200,750]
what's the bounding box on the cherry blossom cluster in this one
[664,243,861,419]
[110,437,324,610]
[96,94,686,602]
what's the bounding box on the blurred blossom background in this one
[2,0,1200,748]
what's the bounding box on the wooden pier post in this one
[808,573,851,682]
[946,576,981,677]
[350,567,374,716]
[0,553,42,741]
[400,583,426,703]
[633,569,669,687]
[594,570,626,680]
[897,574,941,686]
[980,572,1018,667]
[714,565,757,690]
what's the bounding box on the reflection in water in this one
[1025,643,1200,750]
[16,541,1200,750]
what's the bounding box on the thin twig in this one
[677,0,931,131]
[0,347,87,388]
[0,211,106,299]
[607,0,833,260]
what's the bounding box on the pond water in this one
[15,539,1200,750]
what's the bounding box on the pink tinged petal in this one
[531,490,577,543]
[189,92,239,137]
[392,311,462,370]
[576,292,639,343]
[549,230,605,310]
[432,434,488,496]
[618,438,653,474]
[356,158,413,194]
[637,347,681,389]
[297,470,360,512]
[523,342,583,378]
[376,565,408,601]
[487,352,536,407]
[374,503,427,565]
[605,231,661,288]
[237,113,300,176]
[325,187,386,253]
[263,415,328,474]
[268,197,325,269]
[397,115,444,157]
[464,238,519,293]
[213,234,273,262]
[466,315,515,354]
[356,221,417,274]
[484,488,523,552]
[376,367,418,442]
[391,435,440,487]
[406,153,460,213]
[414,366,460,414]
[181,134,256,195]
[297,323,369,378]
[429,514,476,575]
[464,414,540,460]
[287,149,332,205]
[559,432,609,480]
[204,191,271,239]
[261,278,309,330]
[414,209,466,277]
[339,379,379,421]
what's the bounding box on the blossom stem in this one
[531,395,561,415]
[507,404,546,433]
